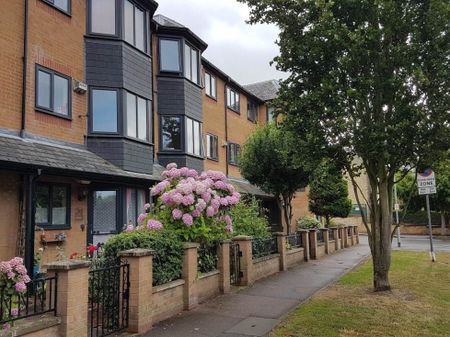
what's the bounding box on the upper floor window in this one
[161,116,182,151]
[36,66,71,118]
[91,89,118,133]
[41,0,70,14]
[206,134,218,160]
[90,0,116,35]
[160,39,181,72]
[186,118,202,156]
[126,92,149,141]
[35,183,70,229]
[267,106,275,122]
[226,87,240,112]
[247,101,257,123]
[124,0,146,52]
[205,72,216,99]
[228,143,241,165]
[184,43,199,84]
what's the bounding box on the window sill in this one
[228,162,239,167]
[35,108,72,121]
[184,77,203,89]
[35,225,71,231]
[40,0,71,17]
[207,157,219,162]
[227,107,240,114]
[247,117,257,124]
[206,94,217,102]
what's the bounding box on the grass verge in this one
[271,251,450,337]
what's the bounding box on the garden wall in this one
[286,248,305,268]
[197,270,221,303]
[152,279,185,324]
[253,254,280,282]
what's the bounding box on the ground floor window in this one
[92,190,118,235]
[126,188,147,226]
[35,183,70,229]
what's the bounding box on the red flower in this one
[69,252,78,259]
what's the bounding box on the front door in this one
[89,190,119,246]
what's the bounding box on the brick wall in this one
[286,248,305,268]
[0,172,20,260]
[252,255,280,282]
[152,280,185,324]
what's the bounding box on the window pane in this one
[137,190,146,214]
[91,0,115,34]
[35,185,49,224]
[51,186,67,225]
[53,75,69,116]
[184,44,191,79]
[135,7,145,51]
[206,135,211,157]
[205,73,211,96]
[186,118,193,154]
[268,107,274,121]
[124,0,134,44]
[160,39,180,72]
[191,49,198,84]
[37,70,51,109]
[161,116,181,150]
[226,88,231,107]
[92,90,117,132]
[93,191,117,233]
[193,121,200,155]
[213,136,217,158]
[126,189,137,226]
[211,76,216,98]
[126,92,136,138]
[54,0,69,12]
[137,97,147,140]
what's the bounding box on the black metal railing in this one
[329,230,335,241]
[286,233,303,249]
[0,275,57,325]
[88,258,130,337]
[317,230,325,243]
[198,243,219,274]
[230,242,241,285]
[252,237,278,259]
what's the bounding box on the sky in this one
[155,0,288,85]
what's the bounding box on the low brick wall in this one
[286,248,305,268]
[328,241,336,254]
[316,243,326,258]
[253,254,280,282]
[198,270,221,303]
[152,279,185,325]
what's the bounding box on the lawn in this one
[272,251,450,337]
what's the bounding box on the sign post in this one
[417,169,436,262]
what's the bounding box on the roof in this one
[201,58,264,104]
[0,134,162,184]
[244,80,281,102]
[153,14,184,28]
[228,177,273,199]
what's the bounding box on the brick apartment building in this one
[0,0,313,273]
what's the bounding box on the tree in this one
[239,0,450,290]
[239,124,310,233]
[308,160,352,227]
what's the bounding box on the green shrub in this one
[102,229,184,286]
[297,216,322,230]
[230,196,271,239]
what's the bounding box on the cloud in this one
[155,0,288,84]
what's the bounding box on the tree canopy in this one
[239,0,450,290]
[239,124,310,232]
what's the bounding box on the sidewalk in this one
[143,243,370,337]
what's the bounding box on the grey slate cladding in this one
[85,39,152,99]
[158,154,204,173]
[87,138,154,175]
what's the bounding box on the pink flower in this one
[15,281,26,293]
[214,180,227,190]
[201,191,211,203]
[195,199,207,211]
[226,224,233,233]
[147,219,163,230]
[0,261,11,273]
[144,203,151,211]
[14,264,27,276]
[182,213,193,226]
[172,209,183,220]
[171,193,183,205]
[206,206,215,217]
[126,224,134,232]
[179,167,189,176]
[211,198,221,209]
[195,181,207,194]
[181,195,195,206]
[151,180,170,196]
[223,215,232,226]
[227,184,236,193]
[161,192,172,205]
[22,275,31,283]
[9,257,23,268]
[166,163,178,170]
[10,309,18,317]
[220,198,229,206]
[137,213,146,225]
[7,271,14,279]
[192,209,201,218]
[2,323,11,331]
[187,169,198,178]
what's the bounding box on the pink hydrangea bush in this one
[136,163,241,242]
[0,257,31,329]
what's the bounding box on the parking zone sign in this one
[417,169,436,195]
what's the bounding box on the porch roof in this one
[0,133,163,184]
[227,176,273,199]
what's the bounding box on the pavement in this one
[143,244,370,337]
[359,233,450,252]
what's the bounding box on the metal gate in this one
[88,259,130,337]
[230,242,242,285]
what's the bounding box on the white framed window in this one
[186,117,202,156]
[126,92,149,141]
[184,43,199,84]
[206,134,218,160]
[247,101,257,122]
[228,143,241,165]
[124,0,146,51]
[90,0,116,35]
[36,66,71,118]
[205,72,216,99]
[226,87,240,112]
[160,39,181,72]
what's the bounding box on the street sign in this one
[417,169,436,195]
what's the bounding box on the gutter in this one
[20,0,29,138]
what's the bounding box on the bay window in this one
[161,116,182,150]
[160,39,181,72]
[124,0,146,51]
[91,89,118,133]
[184,43,199,84]
[126,92,149,141]
[90,0,116,35]
[186,118,202,156]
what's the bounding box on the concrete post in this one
[349,226,355,246]
[275,232,287,271]
[309,229,318,259]
[300,230,310,261]
[118,249,153,334]
[182,242,199,310]
[218,240,231,294]
[343,226,349,248]
[232,236,253,286]
[45,260,90,337]
[321,228,330,254]
[331,227,340,250]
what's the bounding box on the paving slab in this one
[225,317,279,336]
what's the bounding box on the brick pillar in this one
[349,226,355,246]
[343,226,349,248]
[118,249,154,334]
[218,240,231,294]
[321,228,330,254]
[46,260,90,337]
[182,242,199,310]
[275,232,287,271]
[309,229,318,259]
[300,230,310,261]
[331,227,340,250]
[232,236,253,286]
[354,225,360,244]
